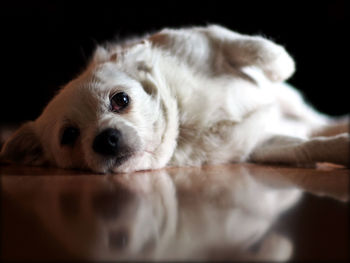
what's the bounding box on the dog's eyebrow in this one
[137,61,152,72]
[140,79,158,96]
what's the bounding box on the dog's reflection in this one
[19,166,302,261]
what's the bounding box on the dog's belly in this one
[169,105,276,167]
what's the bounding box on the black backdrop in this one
[1,1,347,123]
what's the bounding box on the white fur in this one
[1,25,348,172]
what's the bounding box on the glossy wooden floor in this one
[1,163,349,261]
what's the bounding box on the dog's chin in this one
[85,152,133,174]
[104,152,135,173]
[110,151,156,174]
[114,154,132,167]
[87,148,157,173]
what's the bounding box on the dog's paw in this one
[307,133,350,167]
[329,133,350,167]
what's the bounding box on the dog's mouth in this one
[90,152,134,174]
[114,153,132,167]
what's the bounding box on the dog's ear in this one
[0,122,46,165]
[149,25,295,82]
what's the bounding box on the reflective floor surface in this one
[1,163,349,261]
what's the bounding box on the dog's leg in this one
[273,83,330,126]
[311,116,349,137]
[149,25,295,82]
[272,82,349,137]
[250,133,349,167]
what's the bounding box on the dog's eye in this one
[111,92,130,112]
[61,126,80,146]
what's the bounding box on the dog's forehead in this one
[92,62,134,87]
[63,61,140,99]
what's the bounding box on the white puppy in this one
[1,25,349,173]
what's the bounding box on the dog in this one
[1,25,349,173]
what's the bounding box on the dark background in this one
[0,1,347,123]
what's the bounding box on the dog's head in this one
[1,41,179,173]
[1,25,295,173]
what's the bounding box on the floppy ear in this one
[149,24,295,82]
[0,122,46,165]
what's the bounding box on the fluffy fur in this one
[1,25,349,173]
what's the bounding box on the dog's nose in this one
[93,128,121,156]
